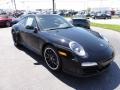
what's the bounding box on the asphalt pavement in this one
[0,27,120,90]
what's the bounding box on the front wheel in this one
[43,46,62,71]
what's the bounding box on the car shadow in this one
[17,46,120,90]
[0,26,11,28]
[51,62,120,90]
[16,46,45,65]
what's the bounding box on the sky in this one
[0,0,120,10]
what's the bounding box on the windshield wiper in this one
[48,26,73,31]
[59,26,73,29]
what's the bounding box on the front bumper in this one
[55,42,114,77]
[61,56,113,77]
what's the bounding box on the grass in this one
[91,22,120,32]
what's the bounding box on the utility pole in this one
[52,0,55,14]
[13,0,17,10]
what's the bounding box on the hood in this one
[44,27,109,51]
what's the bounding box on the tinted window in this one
[73,19,88,23]
[26,16,37,27]
[19,18,27,25]
[38,15,72,30]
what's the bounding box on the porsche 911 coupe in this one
[11,14,114,77]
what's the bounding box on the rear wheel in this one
[43,46,62,71]
[12,30,20,46]
[6,21,11,27]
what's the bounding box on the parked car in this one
[11,14,114,77]
[71,17,90,29]
[92,13,111,19]
[0,15,12,27]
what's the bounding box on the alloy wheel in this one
[6,21,11,27]
[44,47,60,71]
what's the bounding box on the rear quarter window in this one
[73,19,88,23]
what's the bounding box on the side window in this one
[26,16,37,28]
[19,18,27,25]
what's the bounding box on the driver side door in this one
[23,16,40,53]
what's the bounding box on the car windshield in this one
[38,15,73,30]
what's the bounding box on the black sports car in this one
[11,14,114,77]
[71,18,90,29]
[71,15,90,29]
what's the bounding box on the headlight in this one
[69,41,87,57]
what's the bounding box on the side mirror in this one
[25,25,34,30]
[34,27,38,33]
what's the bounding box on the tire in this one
[43,46,62,71]
[109,17,111,19]
[104,17,106,19]
[12,30,20,46]
[6,21,11,27]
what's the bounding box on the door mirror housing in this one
[25,25,38,33]
[34,27,38,33]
